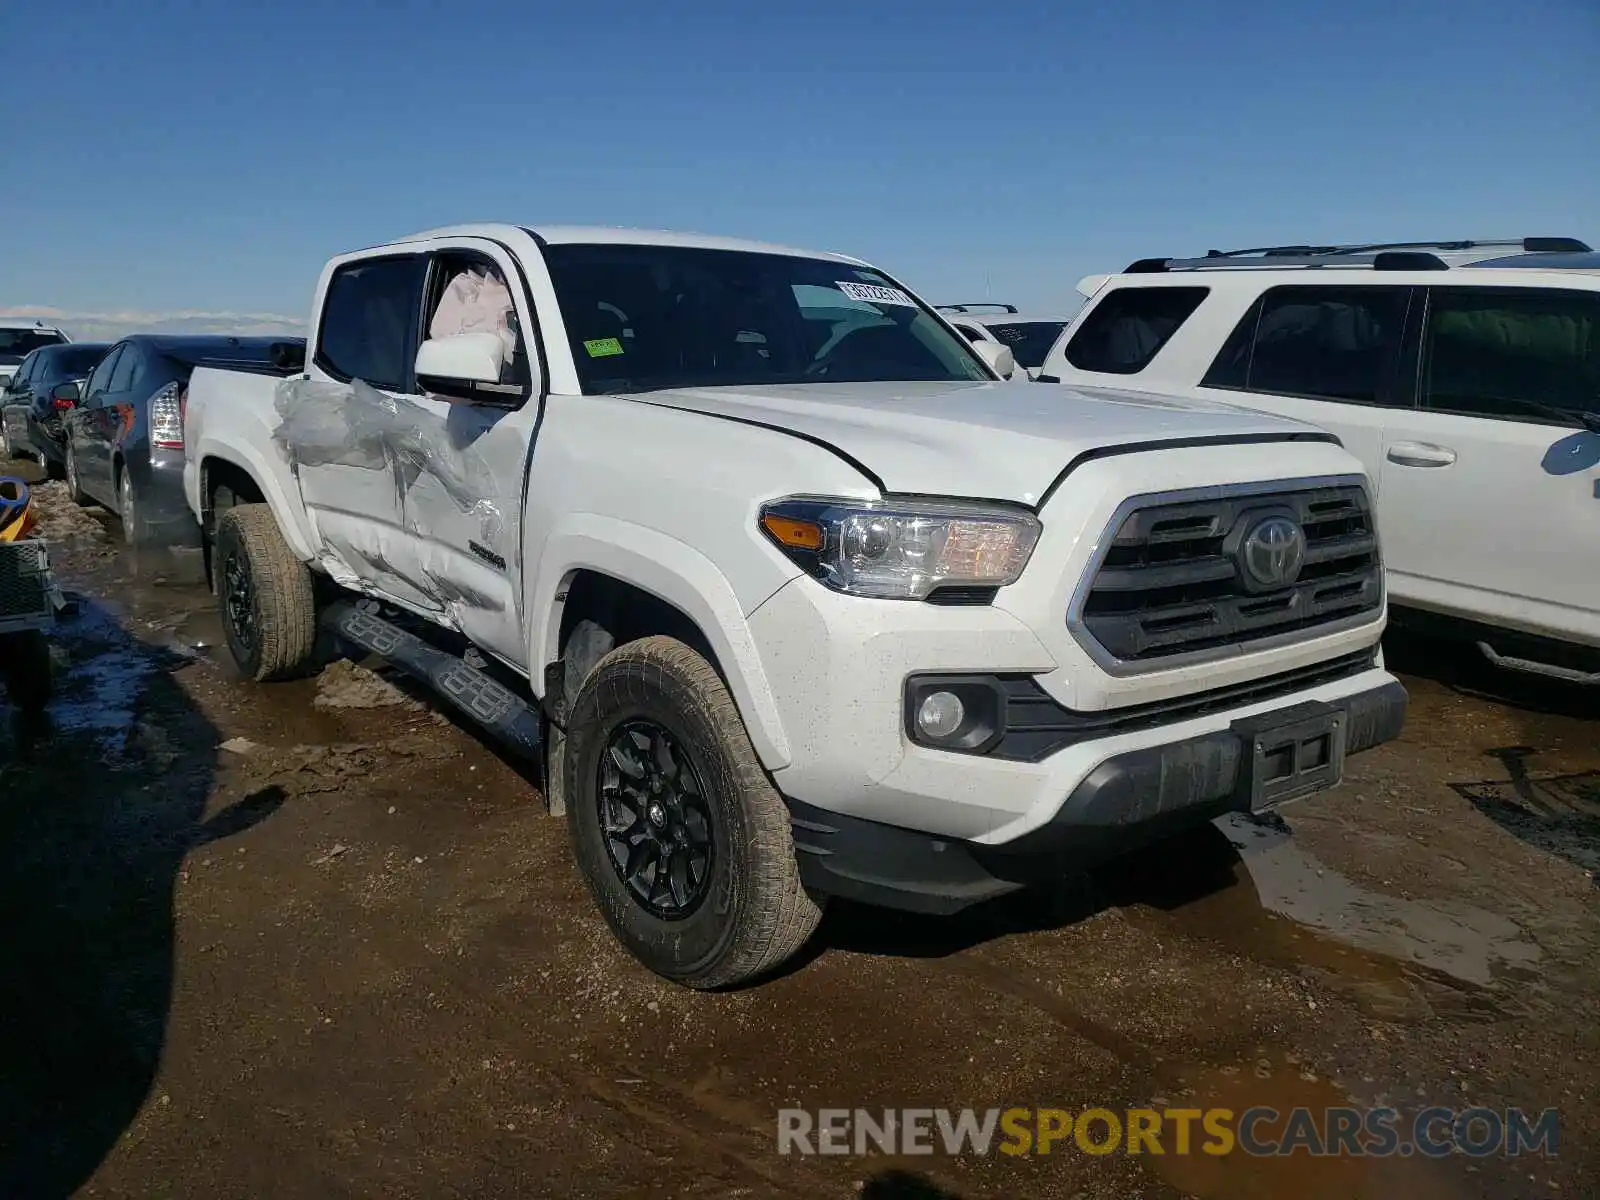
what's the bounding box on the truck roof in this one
[389,222,869,265]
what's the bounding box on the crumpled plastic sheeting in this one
[271,376,506,554]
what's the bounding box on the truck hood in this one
[625,381,1324,504]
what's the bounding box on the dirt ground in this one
[1,465,1595,1200]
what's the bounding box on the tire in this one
[118,470,149,546]
[565,635,823,989]
[64,441,93,506]
[39,446,64,481]
[213,503,318,682]
[0,630,53,714]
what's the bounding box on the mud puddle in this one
[1450,747,1600,881]
[1108,814,1541,1024]
[1149,1053,1476,1200]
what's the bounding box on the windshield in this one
[983,321,1068,369]
[0,328,67,364]
[542,244,993,394]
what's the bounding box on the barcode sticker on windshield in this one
[836,281,917,308]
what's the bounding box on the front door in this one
[295,253,437,613]
[394,242,544,670]
[71,345,124,505]
[1378,285,1600,642]
[1196,283,1416,483]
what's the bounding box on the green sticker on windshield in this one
[584,337,624,358]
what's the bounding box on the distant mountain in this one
[0,307,305,343]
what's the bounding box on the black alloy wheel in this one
[597,719,715,919]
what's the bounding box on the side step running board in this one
[321,600,555,805]
[1477,640,1600,686]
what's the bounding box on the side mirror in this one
[970,341,1016,379]
[414,333,519,404]
[51,381,79,408]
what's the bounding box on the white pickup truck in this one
[182,223,1407,988]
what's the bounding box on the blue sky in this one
[2,0,1596,336]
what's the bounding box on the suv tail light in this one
[52,397,75,411]
[150,381,186,449]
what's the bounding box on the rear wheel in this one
[565,636,823,989]
[118,470,151,546]
[214,504,318,682]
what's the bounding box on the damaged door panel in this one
[292,253,436,612]
[397,400,536,669]
[393,243,545,670]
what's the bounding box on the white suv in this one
[1038,238,1600,685]
[938,304,1078,380]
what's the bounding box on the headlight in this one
[758,496,1041,600]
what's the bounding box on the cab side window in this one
[108,346,140,393]
[83,346,123,406]
[6,353,38,393]
[1202,285,1411,406]
[316,256,429,393]
[424,252,530,389]
[1064,286,1209,375]
[1421,287,1600,425]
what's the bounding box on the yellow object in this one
[760,513,824,551]
[0,476,37,541]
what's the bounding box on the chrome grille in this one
[1073,484,1381,666]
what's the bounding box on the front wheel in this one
[565,636,823,989]
[213,504,318,682]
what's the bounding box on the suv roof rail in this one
[1203,237,1592,258]
[1125,237,1592,275]
[935,302,1019,314]
[1125,251,1453,272]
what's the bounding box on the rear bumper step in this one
[320,598,545,763]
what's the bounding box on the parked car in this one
[1036,236,1600,684]
[183,222,1406,988]
[0,342,112,472]
[64,335,304,548]
[937,303,1077,380]
[0,322,71,391]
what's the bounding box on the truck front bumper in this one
[787,677,1407,914]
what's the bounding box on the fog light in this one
[915,690,966,741]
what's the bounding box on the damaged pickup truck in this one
[182,224,1408,988]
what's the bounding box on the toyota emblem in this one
[1240,516,1307,590]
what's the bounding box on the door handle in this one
[1386,441,1457,468]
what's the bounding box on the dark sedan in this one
[0,343,113,472]
[63,335,294,547]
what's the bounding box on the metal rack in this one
[1123,236,1593,275]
